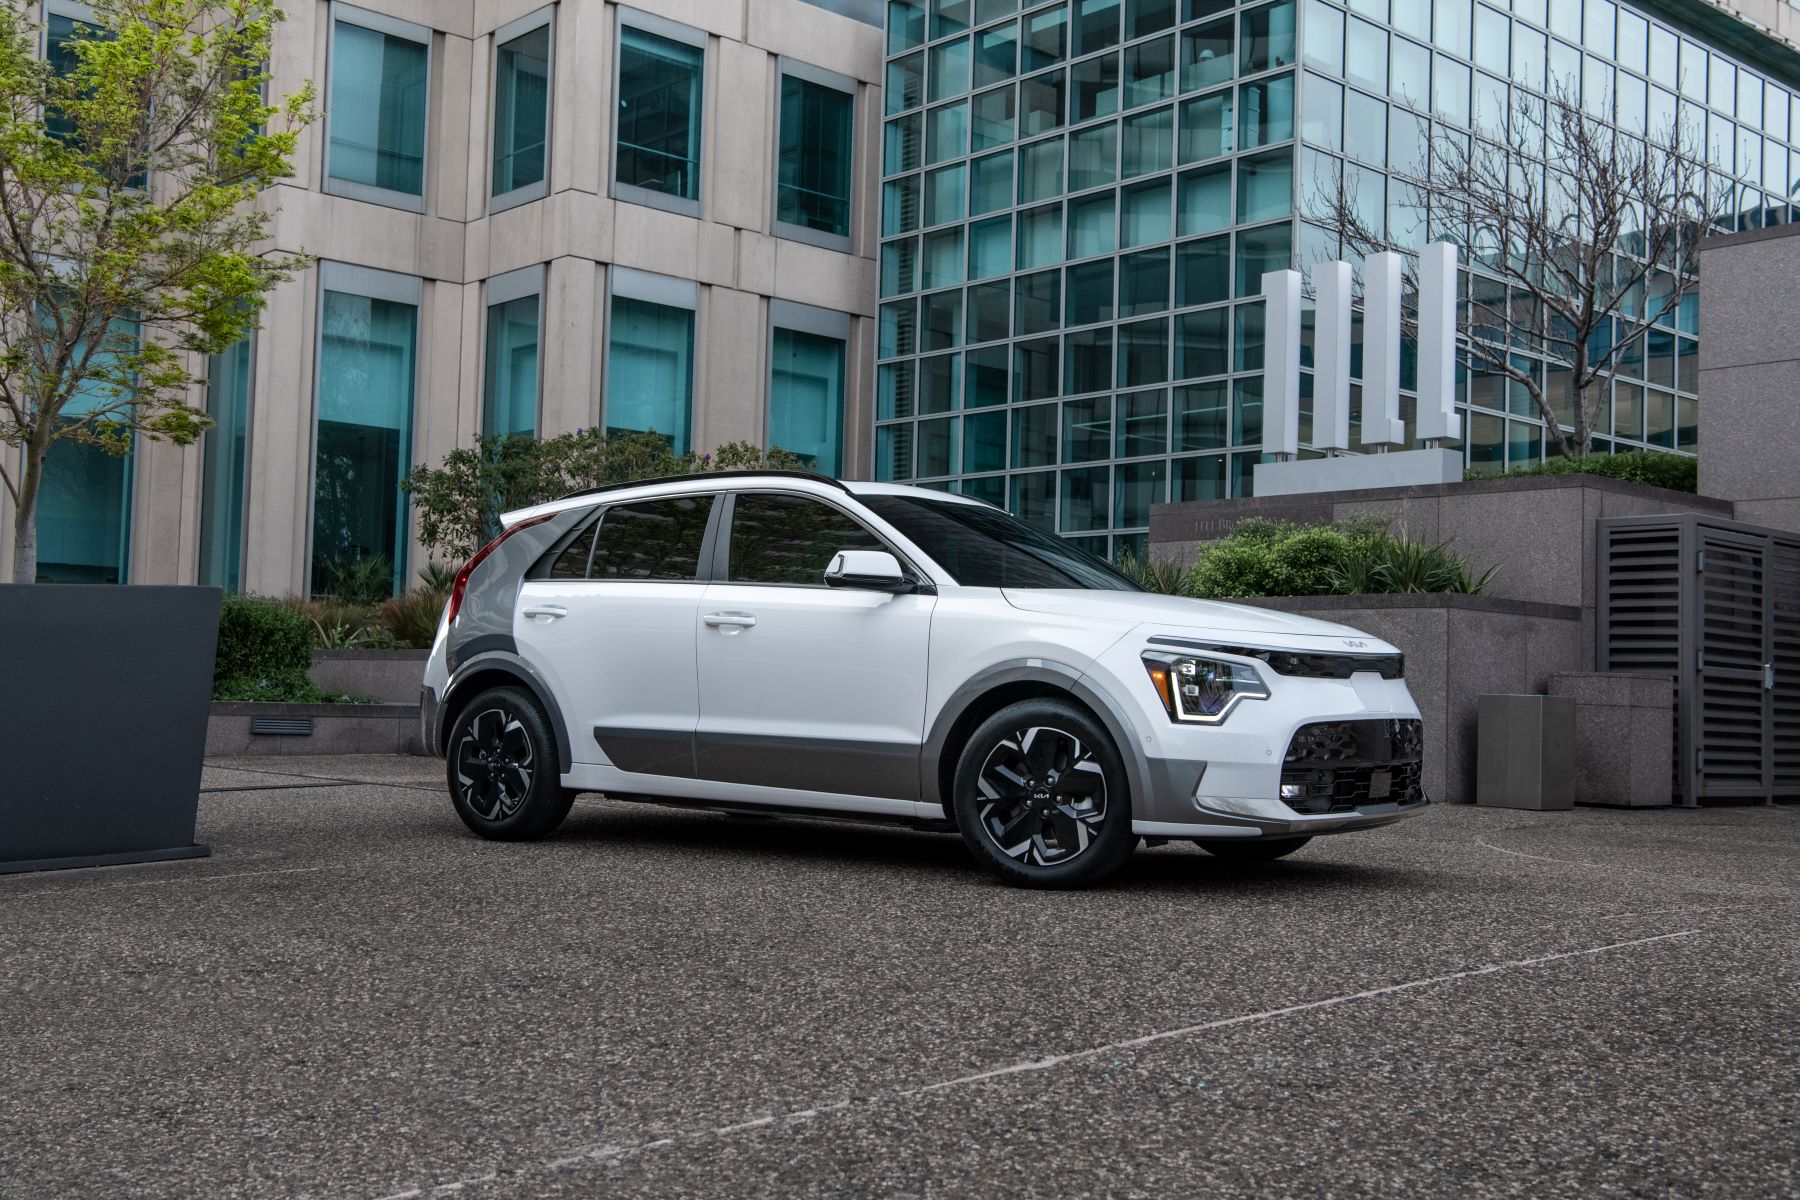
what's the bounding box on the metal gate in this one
[1597,514,1800,805]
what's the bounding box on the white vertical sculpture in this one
[1361,250,1405,446]
[1311,259,1352,452]
[1261,268,1302,459]
[1415,240,1463,442]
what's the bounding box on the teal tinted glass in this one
[607,296,694,452]
[483,294,540,437]
[315,291,416,597]
[778,77,855,236]
[617,27,703,200]
[493,24,550,196]
[330,21,429,195]
[771,328,846,474]
[38,433,132,584]
[199,337,252,592]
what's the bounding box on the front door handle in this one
[522,604,568,620]
[702,612,757,628]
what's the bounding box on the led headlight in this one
[1142,651,1270,725]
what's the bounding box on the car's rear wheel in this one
[447,686,575,840]
[952,699,1135,889]
[1196,835,1312,861]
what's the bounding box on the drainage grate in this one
[249,717,315,736]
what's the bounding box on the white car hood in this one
[1001,589,1394,648]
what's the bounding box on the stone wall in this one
[309,650,431,705]
[1238,594,1584,805]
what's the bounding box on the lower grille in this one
[1280,718,1425,814]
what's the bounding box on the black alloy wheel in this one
[952,698,1135,888]
[446,686,576,840]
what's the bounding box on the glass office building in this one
[877,0,1800,559]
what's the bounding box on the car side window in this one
[589,495,714,580]
[727,493,884,586]
[548,517,599,579]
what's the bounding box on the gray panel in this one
[1,585,219,871]
[595,727,698,779]
[693,733,919,800]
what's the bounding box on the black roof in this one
[558,469,851,502]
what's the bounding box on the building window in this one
[776,66,856,244]
[198,337,253,591]
[615,19,703,210]
[770,302,850,475]
[313,265,418,598]
[491,9,553,208]
[483,266,543,437]
[326,6,430,210]
[43,3,94,146]
[606,269,696,454]
[37,314,139,584]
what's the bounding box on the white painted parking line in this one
[371,928,1700,1197]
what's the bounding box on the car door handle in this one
[522,604,568,620]
[702,612,757,628]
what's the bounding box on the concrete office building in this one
[1,0,885,593]
[874,0,1800,559]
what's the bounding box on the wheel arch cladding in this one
[921,662,1150,820]
[440,656,574,771]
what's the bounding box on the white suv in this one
[421,472,1428,888]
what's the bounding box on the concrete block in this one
[1477,694,1576,810]
[1549,672,1674,808]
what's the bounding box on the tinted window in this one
[548,516,598,578]
[861,495,1141,590]
[728,493,884,585]
[589,496,713,580]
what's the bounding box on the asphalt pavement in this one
[1,755,1795,1199]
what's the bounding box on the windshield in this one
[861,496,1143,591]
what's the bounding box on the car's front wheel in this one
[1195,835,1312,861]
[446,686,575,840]
[952,699,1136,889]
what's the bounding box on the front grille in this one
[1147,638,1403,679]
[1280,718,1425,814]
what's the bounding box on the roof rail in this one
[557,469,851,502]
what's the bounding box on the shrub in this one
[1116,550,1195,596]
[1185,519,1497,599]
[380,587,447,648]
[316,555,398,605]
[212,669,325,704]
[1472,450,1697,493]
[215,595,314,689]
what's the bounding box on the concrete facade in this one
[1697,221,1800,535]
[0,0,885,593]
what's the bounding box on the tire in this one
[951,699,1136,889]
[1196,835,1312,861]
[446,686,576,841]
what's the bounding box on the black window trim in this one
[714,489,933,591]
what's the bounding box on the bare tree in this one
[1310,87,1724,460]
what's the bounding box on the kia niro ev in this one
[420,472,1428,887]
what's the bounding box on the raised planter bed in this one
[1241,593,1585,805]
[308,648,429,704]
[207,702,428,757]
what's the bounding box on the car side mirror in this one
[824,549,917,593]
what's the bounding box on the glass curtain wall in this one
[606,296,695,452]
[770,327,847,474]
[198,337,253,591]
[492,23,551,199]
[483,294,540,437]
[616,26,703,202]
[879,0,1777,556]
[36,317,139,584]
[777,76,856,236]
[329,19,429,197]
[313,289,417,597]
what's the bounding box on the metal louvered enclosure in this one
[1598,514,1800,806]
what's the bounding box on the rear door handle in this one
[522,604,568,620]
[702,612,757,628]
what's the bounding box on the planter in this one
[207,702,426,757]
[1,584,220,874]
[308,648,429,704]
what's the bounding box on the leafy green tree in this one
[0,0,313,582]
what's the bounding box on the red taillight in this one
[446,513,555,629]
